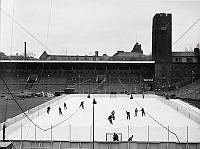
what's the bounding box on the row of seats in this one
[0,73,144,95]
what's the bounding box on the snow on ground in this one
[1,94,200,142]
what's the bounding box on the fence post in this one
[20,124,23,149]
[128,125,130,140]
[167,125,169,149]
[51,125,53,143]
[186,126,189,149]
[90,125,92,142]
[69,124,71,141]
[21,124,23,141]
[35,124,37,141]
[147,125,149,149]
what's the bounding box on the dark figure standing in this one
[79,101,84,109]
[108,115,113,125]
[47,106,51,114]
[64,102,67,110]
[111,110,115,120]
[59,107,63,115]
[141,107,146,117]
[126,111,130,120]
[113,132,119,141]
[134,108,138,117]
[128,135,133,141]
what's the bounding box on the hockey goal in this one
[106,132,122,141]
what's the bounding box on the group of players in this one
[46,100,146,125]
[108,107,146,125]
[46,99,146,142]
[47,102,68,115]
[46,101,85,115]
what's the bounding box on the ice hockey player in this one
[64,102,67,110]
[134,108,138,117]
[47,106,50,114]
[140,107,146,117]
[113,132,119,141]
[108,115,113,125]
[111,110,115,120]
[59,107,63,115]
[128,135,133,141]
[79,101,84,109]
[126,111,130,120]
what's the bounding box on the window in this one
[175,57,182,62]
[187,58,193,63]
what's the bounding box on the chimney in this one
[95,51,98,56]
[24,42,27,60]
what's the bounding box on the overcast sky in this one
[1,0,200,58]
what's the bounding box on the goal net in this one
[106,132,122,141]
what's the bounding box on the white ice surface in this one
[1,94,200,142]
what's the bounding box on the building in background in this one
[152,13,172,85]
[39,42,151,61]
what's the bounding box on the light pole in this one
[78,75,80,93]
[192,71,195,99]
[92,98,97,149]
[45,74,50,97]
[87,79,91,98]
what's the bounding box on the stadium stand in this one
[168,79,200,109]
[0,61,154,96]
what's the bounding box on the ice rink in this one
[1,94,200,142]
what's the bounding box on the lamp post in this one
[45,74,50,97]
[92,98,97,149]
[78,75,80,93]
[192,71,195,99]
[3,122,6,141]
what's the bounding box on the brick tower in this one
[152,13,172,88]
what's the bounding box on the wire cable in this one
[10,0,15,57]
[0,8,54,54]
[133,99,183,143]
[71,79,91,88]
[0,74,90,133]
[118,78,128,91]
[173,18,200,46]
[46,0,53,47]
[0,75,47,131]
[117,78,184,143]
[47,108,80,131]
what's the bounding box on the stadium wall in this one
[10,140,200,149]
